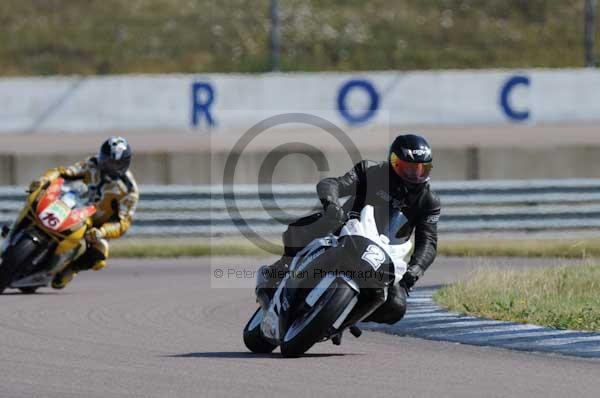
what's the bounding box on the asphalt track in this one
[1,256,599,398]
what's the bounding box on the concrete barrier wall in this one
[3,146,600,186]
[2,69,600,134]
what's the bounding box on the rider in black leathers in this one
[257,134,441,325]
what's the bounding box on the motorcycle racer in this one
[28,137,139,289]
[257,134,441,325]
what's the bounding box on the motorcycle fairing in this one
[38,201,70,231]
[36,179,96,234]
[36,178,64,215]
[59,206,96,232]
[10,272,52,288]
[289,235,337,273]
[9,242,85,288]
[339,206,411,284]
[259,205,414,344]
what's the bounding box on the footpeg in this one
[1,225,9,238]
[349,325,362,338]
[331,333,342,346]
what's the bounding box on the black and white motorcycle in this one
[243,205,413,357]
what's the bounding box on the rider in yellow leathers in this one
[29,137,139,289]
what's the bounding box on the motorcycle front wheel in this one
[0,236,38,294]
[280,278,356,358]
[243,308,278,354]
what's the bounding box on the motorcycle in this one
[0,177,96,294]
[243,205,413,357]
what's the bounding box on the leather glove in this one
[323,201,345,224]
[85,228,105,244]
[401,264,424,290]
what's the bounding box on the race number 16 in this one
[42,212,60,228]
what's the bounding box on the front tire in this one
[280,279,356,358]
[0,237,38,295]
[243,308,277,354]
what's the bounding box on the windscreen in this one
[371,205,411,245]
[61,181,89,209]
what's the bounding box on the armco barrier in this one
[2,180,600,237]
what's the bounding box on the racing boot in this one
[52,267,76,289]
[70,246,107,272]
[331,325,361,346]
[255,256,290,310]
[52,247,106,290]
[331,332,343,346]
[349,325,362,338]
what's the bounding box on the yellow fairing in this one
[27,180,48,207]
[55,224,88,255]
[23,182,91,256]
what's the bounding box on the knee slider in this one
[91,238,109,259]
[384,292,408,324]
[74,242,108,272]
[89,241,108,271]
[92,260,106,271]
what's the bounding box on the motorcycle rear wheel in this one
[0,237,37,294]
[280,278,356,358]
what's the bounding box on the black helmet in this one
[389,134,433,184]
[98,136,132,178]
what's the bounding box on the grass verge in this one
[107,238,600,259]
[434,264,600,332]
[110,240,273,258]
[438,238,600,259]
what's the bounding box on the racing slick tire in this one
[243,308,278,354]
[0,237,37,295]
[280,278,356,358]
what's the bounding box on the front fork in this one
[339,286,387,330]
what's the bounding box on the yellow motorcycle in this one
[0,177,96,294]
